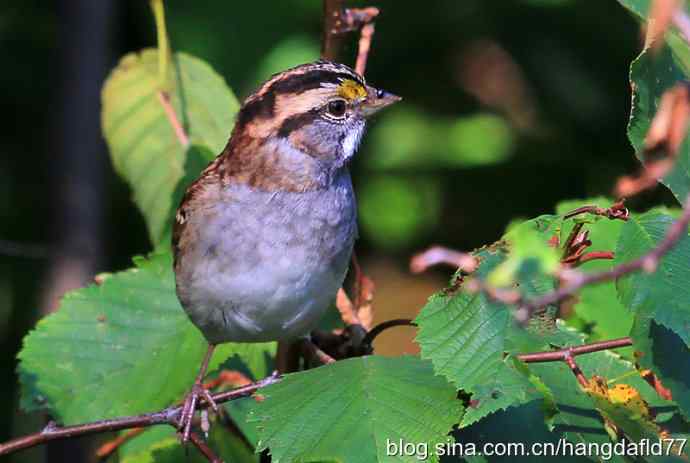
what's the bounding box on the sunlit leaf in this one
[249,356,462,463]
[416,218,573,425]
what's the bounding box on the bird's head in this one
[223,61,400,190]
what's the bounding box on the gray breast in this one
[177,171,357,344]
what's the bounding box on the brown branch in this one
[321,0,379,76]
[562,200,629,221]
[516,337,632,363]
[187,431,223,463]
[0,373,281,458]
[355,22,375,75]
[322,0,346,60]
[513,190,690,323]
[640,368,674,400]
[563,351,589,388]
[157,91,190,148]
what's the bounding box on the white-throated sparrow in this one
[172,60,399,439]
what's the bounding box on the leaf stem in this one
[150,0,170,90]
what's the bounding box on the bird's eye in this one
[327,99,347,118]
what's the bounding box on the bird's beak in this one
[360,86,401,117]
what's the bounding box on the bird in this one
[171,60,400,440]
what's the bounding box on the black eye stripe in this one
[277,110,321,138]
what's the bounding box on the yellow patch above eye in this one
[337,79,367,101]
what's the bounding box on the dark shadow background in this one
[0,0,675,461]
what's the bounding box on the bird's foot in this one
[178,381,219,443]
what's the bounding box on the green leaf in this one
[555,198,631,344]
[249,355,462,463]
[416,218,569,425]
[631,317,690,419]
[615,211,690,347]
[17,251,274,424]
[102,49,238,243]
[488,218,560,288]
[618,0,690,204]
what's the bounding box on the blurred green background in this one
[0,0,675,461]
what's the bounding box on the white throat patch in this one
[341,125,364,161]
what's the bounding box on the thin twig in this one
[301,339,336,365]
[640,368,674,400]
[410,245,479,274]
[321,0,379,76]
[516,337,633,363]
[157,91,190,147]
[563,351,589,388]
[355,22,375,75]
[0,373,281,458]
[562,201,629,221]
[187,431,223,463]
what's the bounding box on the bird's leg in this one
[179,343,219,443]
